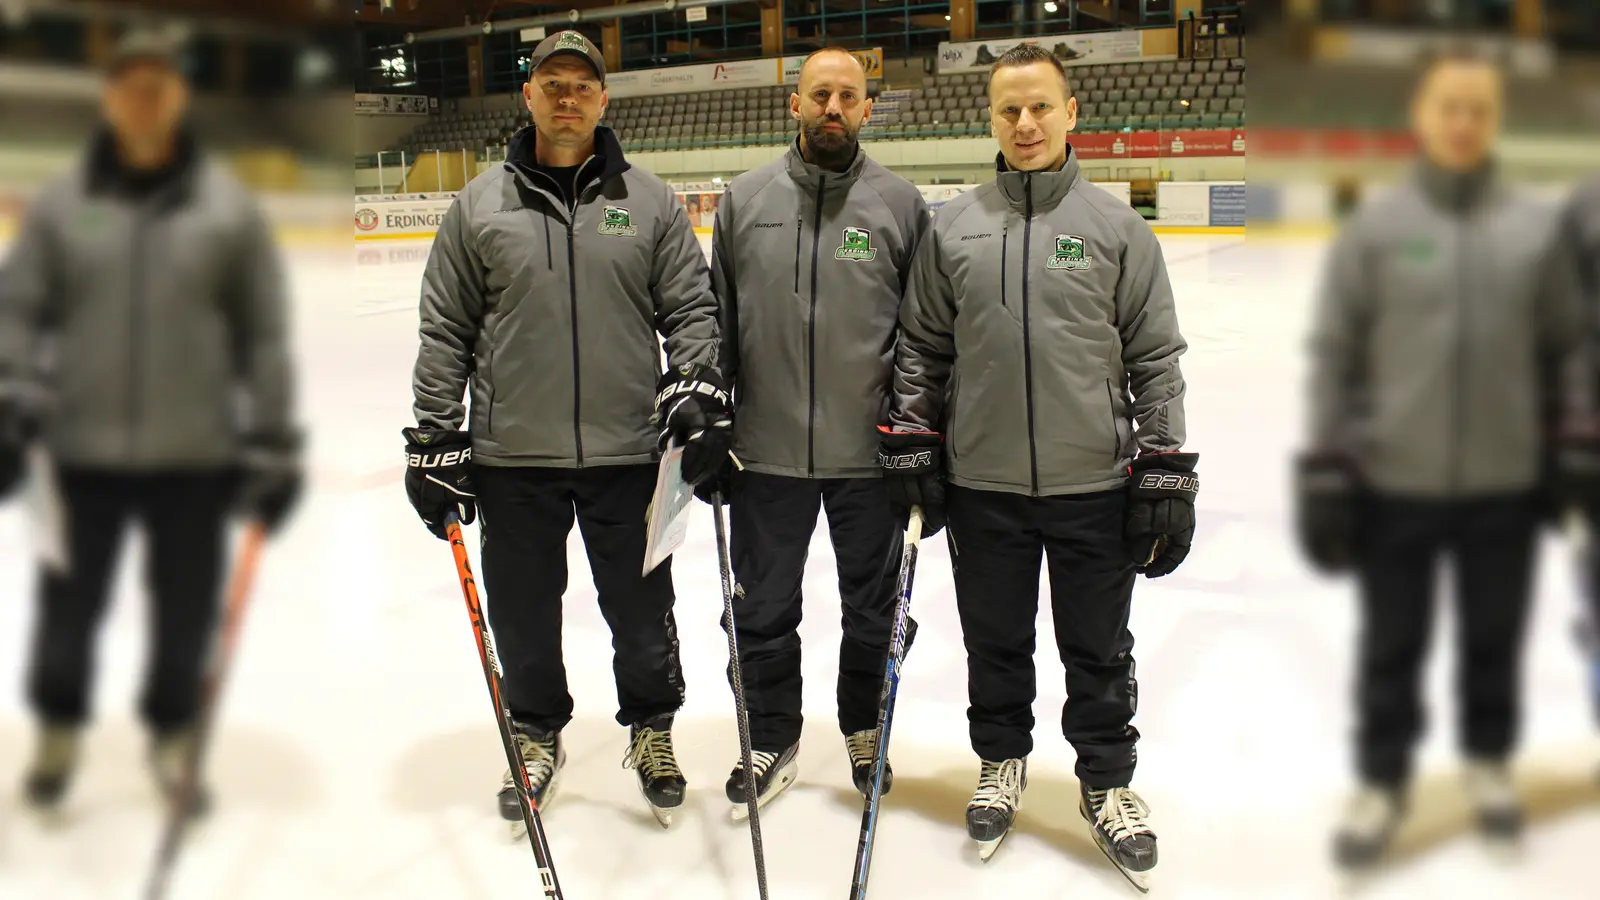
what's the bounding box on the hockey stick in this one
[443,512,564,899]
[142,522,266,900]
[848,507,923,900]
[712,492,770,900]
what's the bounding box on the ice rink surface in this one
[1,233,1597,899]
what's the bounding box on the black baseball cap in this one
[527,30,606,84]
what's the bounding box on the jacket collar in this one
[783,136,866,193]
[994,143,1080,211]
[505,123,631,194]
[1415,156,1497,214]
[84,125,200,206]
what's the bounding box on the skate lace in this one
[1463,762,1517,812]
[622,726,681,780]
[845,730,878,768]
[1091,787,1152,842]
[972,759,1025,810]
[741,749,780,777]
[504,735,558,790]
[1343,786,1399,835]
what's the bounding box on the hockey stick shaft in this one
[848,507,923,900]
[143,522,267,900]
[713,494,770,900]
[445,514,565,899]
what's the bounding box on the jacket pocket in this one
[1106,378,1128,458]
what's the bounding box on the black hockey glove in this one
[878,427,945,538]
[1125,452,1199,578]
[0,390,41,500]
[401,427,476,539]
[1293,451,1358,573]
[236,432,304,535]
[1555,422,1600,520]
[654,363,733,488]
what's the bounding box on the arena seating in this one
[388,54,1246,157]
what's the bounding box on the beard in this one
[800,116,858,170]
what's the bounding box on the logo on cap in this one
[555,31,588,52]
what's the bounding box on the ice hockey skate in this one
[150,728,213,819]
[1333,783,1404,871]
[725,743,798,821]
[23,724,80,812]
[622,715,686,828]
[846,729,893,797]
[966,758,1026,861]
[1080,784,1157,892]
[500,727,565,840]
[1463,759,1522,855]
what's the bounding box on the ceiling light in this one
[1043,1,1057,11]
[944,14,951,20]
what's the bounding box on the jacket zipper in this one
[1106,379,1120,458]
[1021,176,1040,496]
[566,156,599,467]
[130,204,147,460]
[1450,218,1466,492]
[807,175,825,478]
[1000,226,1009,311]
[794,213,803,294]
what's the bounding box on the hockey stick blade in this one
[142,522,266,900]
[445,513,565,899]
[713,494,771,900]
[848,508,923,900]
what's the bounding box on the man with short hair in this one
[1296,49,1581,867]
[708,47,929,814]
[404,30,729,832]
[882,44,1192,879]
[0,29,302,813]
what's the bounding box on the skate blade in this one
[975,830,1009,862]
[729,759,798,822]
[1090,829,1151,893]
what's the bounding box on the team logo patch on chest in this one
[1047,234,1092,271]
[835,226,878,261]
[599,205,638,236]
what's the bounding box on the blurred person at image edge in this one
[1294,47,1588,869]
[403,31,728,834]
[0,29,302,814]
[881,44,1195,880]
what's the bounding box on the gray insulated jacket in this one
[412,125,719,467]
[0,136,293,469]
[1307,162,1581,497]
[711,141,929,478]
[888,149,1188,497]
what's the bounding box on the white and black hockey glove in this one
[1125,452,1198,578]
[654,363,733,489]
[402,426,476,539]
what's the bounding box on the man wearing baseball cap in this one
[0,26,301,815]
[405,29,728,833]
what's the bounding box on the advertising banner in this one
[781,48,884,83]
[356,93,432,116]
[608,58,779,99]
[936,30,1145,74]
[1070,129,1246,160]
[354,198,453,239]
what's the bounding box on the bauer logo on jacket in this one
[599,205,638,236]
[1047,234,1093,271]
[835,226,878,261]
